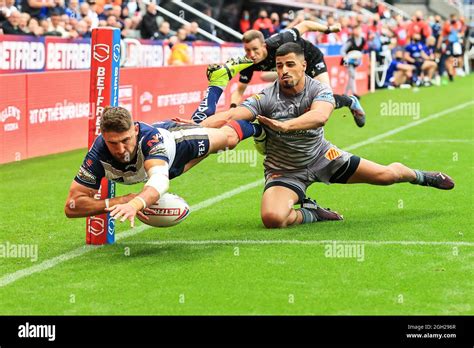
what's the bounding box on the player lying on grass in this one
[190,21,367,128]
[198,42,455,228]
[64,107,262,226]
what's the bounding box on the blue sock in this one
[227,120,262,140]
[192,86,223,123]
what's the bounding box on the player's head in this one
[100,106,139,163]
[275,42,307,90]
[242,30,267,64]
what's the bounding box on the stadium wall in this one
[0,55,369,164]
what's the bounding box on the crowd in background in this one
[0,0,471,81]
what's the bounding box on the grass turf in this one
[0,75,472,315]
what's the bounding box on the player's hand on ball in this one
[257,115,289,133]
[106,203,138,227]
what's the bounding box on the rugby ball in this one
[138,193,190,227]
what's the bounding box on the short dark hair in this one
[100,106,133,133]
[275,42,304,58]
[242,30,265,44]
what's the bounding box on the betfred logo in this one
[1,106,21,132]
[88,216,105,236]
[93,44,110,63]
[148,208,181,216]
[94,66,107,135]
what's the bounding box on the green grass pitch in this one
[0,75,473,315]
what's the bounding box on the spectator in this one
[240,10,250,33]
[270,12,282,33]
[99,4,112,21]
[44,10,67,37]
[431,15,442,42]
[405,32,437,86]
[189,21,205,41]
[156,20,173,40]
[21,0,55,20]
[65,0,80,20]
[2,0,17,18]
[392,15,409,47]
[439,14,465,80]
[384,50,415,88]
[80,1,98,28]
[168,28,191,65]
[138,2,159,40]
[280,12,290,28]
[75,19,90,38]
[1,10,27,34]
[27,17,44,36]
[19,12,30,32]
[407,10,431,42]
[50,0,66,16]
[252,9,273,38]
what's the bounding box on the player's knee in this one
[261,210,288,228]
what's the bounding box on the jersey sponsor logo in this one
[149,144,167,157]
[146,133,163,148]
[197,140,206,157]
[77,166,97,185]
[324,147,342,161]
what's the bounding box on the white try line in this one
[119,240,474,247]
[0,100,472,288]
[376,139,473,144]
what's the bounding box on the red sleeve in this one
[442,23,450,36]
[252,19,260,30]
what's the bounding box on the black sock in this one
[334,94,353,109]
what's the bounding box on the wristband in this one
[129,197,147,211]
[324,26,331,34]
[105,198,110,209]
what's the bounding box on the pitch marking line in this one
[376,139,473,144]
[119,240,474,247]
[0,101,472,288]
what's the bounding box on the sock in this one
[411,169,425,185]
[334,94,353,109]
[297,208,317,224]
[191,86,223,123]
[226,120,262,141]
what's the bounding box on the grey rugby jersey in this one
[242,75,335,170]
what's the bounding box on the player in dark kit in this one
[191,20,366,128]
[64,107,262,227]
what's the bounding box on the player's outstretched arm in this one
[64,181,138,218]
[104,159,169,227]
[230,82,249,106]
[201,106,255,128]
[294,20,341,35]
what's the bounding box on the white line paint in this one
[344,101,474,152]
[1,101,472,288]
[119,240,474,247]
[0,180,264,288]
[377,139,473,144]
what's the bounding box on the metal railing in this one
[376,0,411,19]
[250,0,365,18]
[171,0,243,40]
[157,4,225,43]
